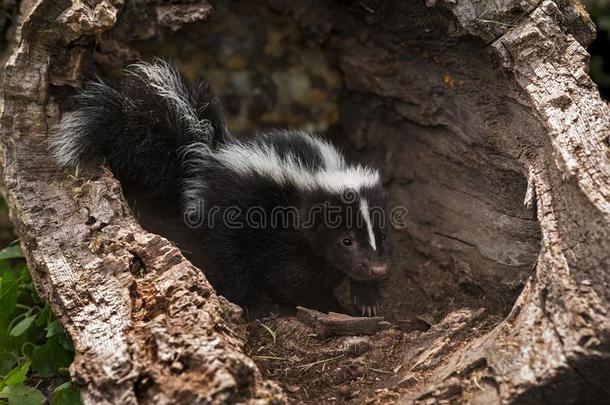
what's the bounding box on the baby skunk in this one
[52,60,392,317]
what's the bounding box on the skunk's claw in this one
[351,281,380,318]
[357,303,378,317]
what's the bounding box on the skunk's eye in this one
[342,238,352,246]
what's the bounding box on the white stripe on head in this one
[360,198,377,251]
[315,166,379,193]
[128,60,213,139]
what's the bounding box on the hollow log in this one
[1,0,609,404]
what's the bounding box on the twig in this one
[476,18,516,27]
[370,367,392,374]
[251,355,286,361]
[296,354,344,372]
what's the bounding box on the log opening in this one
[130,0,542,320]
[120,0,543,402]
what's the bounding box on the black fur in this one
[54,62,227,195]
[53,60,392,316]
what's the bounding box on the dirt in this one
[229,216,506,404]
[245,313,410,404]
[240,277,501,404]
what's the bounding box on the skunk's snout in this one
[368,264,388,279]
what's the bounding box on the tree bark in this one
[1,0,609,404]
[0,1,283,404]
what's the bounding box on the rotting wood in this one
[296,306,391,338]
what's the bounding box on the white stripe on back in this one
[301,131,345,170]
[214,139,380,194]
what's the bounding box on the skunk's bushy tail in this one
[52,60,228,194]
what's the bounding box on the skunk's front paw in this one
[350,281,380,317]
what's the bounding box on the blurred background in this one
[584,0,610,98]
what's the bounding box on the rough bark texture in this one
[1,0,609,404]
[0,1,283,404]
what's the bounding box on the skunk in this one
[52,60,392,316]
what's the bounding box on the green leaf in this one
[57,367,71,377]
[45,320,64,339]
[0,274,18,316]
[57,335,74,353]
[52,381,71,393]
[0,360,30,389]
[34,307,51,328]
[30,291,42,306]
[45,320,74,352]
[0,275,19,350]
[0,353,18,376]
[51,382,82,405]
[0,245,23,261]
[31,337,73,378]
[0,384,45,405]
[17,265,30,281]
[9,315,35,337]
[0,262,27,284]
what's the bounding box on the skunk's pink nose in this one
[369,264,388,278]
